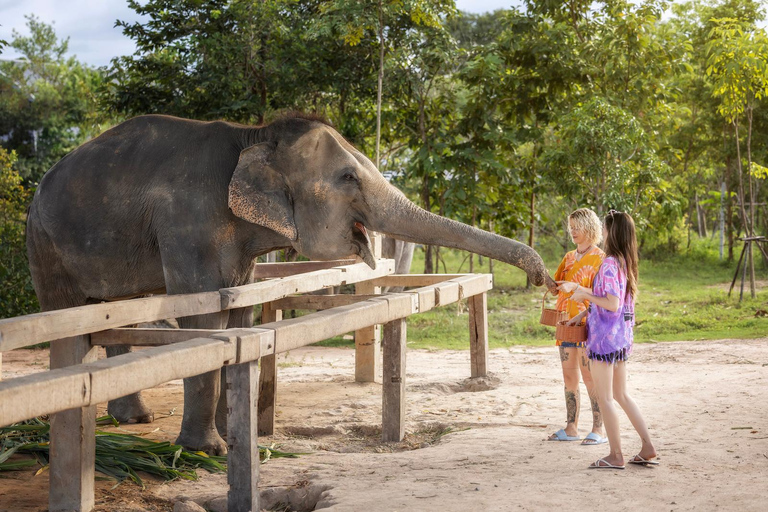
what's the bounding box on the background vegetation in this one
[1,1,766,343]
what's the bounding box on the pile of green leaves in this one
[0,416,302,488]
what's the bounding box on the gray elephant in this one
[26,113,555,454]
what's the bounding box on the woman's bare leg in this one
[612,362,656,460]
[589,360,624,466]
[578,347,604,440]
[549,346,580,439]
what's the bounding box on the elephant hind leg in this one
[106,343,155,424]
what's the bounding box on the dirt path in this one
[2,338,767,511]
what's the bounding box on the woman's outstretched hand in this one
[556,281,578,293]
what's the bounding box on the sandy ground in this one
[1,338,767,511]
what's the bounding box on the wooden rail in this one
[0,264,493,512]
[0,260,394,351]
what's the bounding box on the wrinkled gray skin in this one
[26,114,555,454]
[380,236,415,293]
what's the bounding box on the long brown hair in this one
[604,210,638,299]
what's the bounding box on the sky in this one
[0,1,517,68]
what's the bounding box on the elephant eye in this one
[340,169,359,184]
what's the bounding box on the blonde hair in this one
[568,208,602,246]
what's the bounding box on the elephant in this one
[26,113,556,454]
[380,236,416,293]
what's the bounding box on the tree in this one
[706,17,768,296]
[311,0,454,169]
[0,15,106,183]
[0,147,38,317]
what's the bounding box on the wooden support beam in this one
[226,360,260,512]
[49,334,98,512]
[382,318,407,442]
[0,337,236,427]
[0,292,221,352]
[86,338,236,404]
[220,260,395,311]
[264,299,390,355]
[354,281,380,383]
[268,294,379,311]
[468,292,489,378]
[258,303,281,436]
[454,274,493,300]
[252,259,355,278]
[434,280,460,306]
[90,328,223,347]
[367,274,466,288]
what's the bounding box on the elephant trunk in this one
[369,188,555,289]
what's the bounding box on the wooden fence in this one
[0,258,492,512]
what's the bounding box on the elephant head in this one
[229,116,554,288]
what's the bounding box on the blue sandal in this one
[581,432,608,445]
[547,429,580,441]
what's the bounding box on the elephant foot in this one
[108,393,154,424]
[175,429,228,456]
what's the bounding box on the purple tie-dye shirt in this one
[586,256,635,362]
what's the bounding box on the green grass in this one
[313,237,768,350]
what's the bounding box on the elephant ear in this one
[228,142,298,241]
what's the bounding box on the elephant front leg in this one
[106,345,154,423]
[176,369,228,455]
[173,309,231,455]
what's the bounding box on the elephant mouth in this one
[353,221,377,269]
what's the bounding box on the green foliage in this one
[0,417,303,487]
[0,15,107,184]
[0,147,38,318]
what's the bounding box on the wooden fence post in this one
[382,317,406,442]
[355,233,382,383]
[49,335,98,512]
[227,360,260,512]
[258,302,281,436]
[468,292,488,378]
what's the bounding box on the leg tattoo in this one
[590,394,603,429]
[559,346,569,362]
[565,388,579,424]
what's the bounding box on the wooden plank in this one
[211,328,274,364]
[468,292,489,378]
[265,299,390,354]
[408,287,436,313]
[269,294,378,311]
[367,274,466,288]
[226,360,260,512]
[434,281,460,306]
[252,259,355,278]
[91,328,223,346]
[382,293,418,320]
[0,367,91,426]
[0,291,221,352]
[87,338,236,404]
[258,303,281,436]
[382,318,407,442]
[339,259,394,285]
[454,274,494,299]
[49,334,98,512]
[220,269,343,310]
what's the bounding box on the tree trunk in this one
[422,172,433,274]
[746,107,756,297]
[526,187,536,289]
[375,0,384,170]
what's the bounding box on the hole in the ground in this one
[260,482,333,512]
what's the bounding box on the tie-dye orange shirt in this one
[554,246,605,346]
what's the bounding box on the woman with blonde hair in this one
[548,208,606,445]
